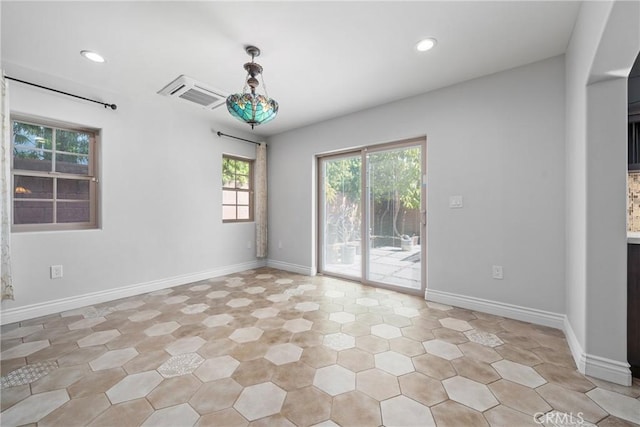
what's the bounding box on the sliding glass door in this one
[319,153,362,279]
[319,138,425,294]
[366,144,423,290]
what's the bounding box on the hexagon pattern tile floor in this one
[2,268,640,426]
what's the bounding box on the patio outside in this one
[323,243,422,290]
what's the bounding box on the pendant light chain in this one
[242,73,250,93]
[260,74,270,99]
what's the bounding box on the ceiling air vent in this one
[158,75,227,110]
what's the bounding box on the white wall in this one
[585,78,628,361]
[268,56,566,315]
[564,0,639,385]
[564,0,611,362]
[2,63,261,320]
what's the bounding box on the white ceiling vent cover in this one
[158,75,227,110]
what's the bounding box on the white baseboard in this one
[0,260,266,325]
[563,316,587,372]
[563,317,632,386]
[426,288,565,329]
[428,289,632,385]
[266,259,315,276]
[584,354,632,386]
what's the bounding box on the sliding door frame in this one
[317,136,427,296]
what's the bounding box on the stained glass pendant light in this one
[226,46,278,129]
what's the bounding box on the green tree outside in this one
[324,146,421,245]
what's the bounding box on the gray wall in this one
[564,0,611,359]
[268,56,566,314]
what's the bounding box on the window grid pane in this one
[57,201,91,223]
[237,206,250,219]
[14,200,54,225]
[237,191,249,205]
[222,205,237,221]
[223,190,237,204]
[12,122,53,149]
[13,147,53,172]
[56,153,89,175]
[14,176,53,199]
[57,179,90,201]
[56,129,90,155]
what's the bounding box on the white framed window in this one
[222,155,253,222]
[11,116,99,231]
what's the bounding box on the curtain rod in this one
[5,76,117,110]
[216,131,262,145]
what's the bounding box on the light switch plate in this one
[492,265,504,280]
[449,195,463,208]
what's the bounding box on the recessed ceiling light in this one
[80,50,105,63]
[416,38,437,52]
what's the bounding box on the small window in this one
[222,155,253,222]
[11,117,98,231]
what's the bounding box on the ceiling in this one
[1,1,581,137]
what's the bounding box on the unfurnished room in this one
[1,1,640,426]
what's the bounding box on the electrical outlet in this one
[247,241,252,249]
[278,240,283,249]
[50,265,63,279]
[492,265,503,280]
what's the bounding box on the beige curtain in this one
[1,73,13,300]
[255,143,268,258]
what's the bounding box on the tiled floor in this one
[2,268,640,427]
